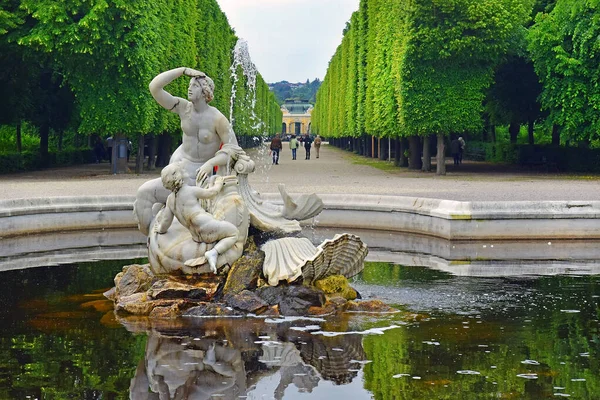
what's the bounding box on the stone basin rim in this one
[2,193,600,240]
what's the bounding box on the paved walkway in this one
[1,143,599,202]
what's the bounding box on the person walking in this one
[93,137,105,163]
[289,135,299,160]
[106,136,113,163]
[450,137,461,166]
[458,136,466,164]
[313,135,322,158]
[303,133,313,160]
[270,133,283,165]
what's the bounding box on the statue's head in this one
[161,162,186,192]
[188,75,215,103]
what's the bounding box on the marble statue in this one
[155,163,239,273]
[134,67,241,237]
[148,172,249,275]
[108,65,377,319]
[136,67,325,277]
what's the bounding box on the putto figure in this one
[155,162,239,273]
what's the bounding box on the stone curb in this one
[2,194,600,240]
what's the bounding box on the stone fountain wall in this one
[3,194,600,240]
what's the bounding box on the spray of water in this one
[229,38,272,177]
[229,39,258,129]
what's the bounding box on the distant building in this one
[281,100,312,135]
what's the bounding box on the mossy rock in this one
[314,275,357,301]
[222,236,265,296]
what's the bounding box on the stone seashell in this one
[278,184,324,221]
[261,237,318,286]
[300,233,368,286]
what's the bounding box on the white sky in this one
[216,0,360,83]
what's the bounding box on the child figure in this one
[155,162,239,273]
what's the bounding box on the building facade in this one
[281,100,313,136]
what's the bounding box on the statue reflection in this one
[130,334,245,399]
[127,319,366,399]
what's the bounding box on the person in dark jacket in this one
[93,137,105,163]
[270,134,283,164]
[450,137,461,166]
[303,133,313,160]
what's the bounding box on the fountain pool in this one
[0,249,598,399]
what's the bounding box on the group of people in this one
[93,136,132,163]
[270,133,322,164]
[450,136,466,166]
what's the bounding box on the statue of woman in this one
[134,67,240,235]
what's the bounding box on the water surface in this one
[0,260,598,399]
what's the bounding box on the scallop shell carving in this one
[300,233,368,286]
[261,237,318,286]
[278,184,324,221]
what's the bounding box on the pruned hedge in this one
[465,142,600,172]
[0,148,95,174]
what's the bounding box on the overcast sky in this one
[216,0,360,83]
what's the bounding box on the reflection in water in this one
[131,335,244,399]
[121,316,367,399]
[0,259,599,399]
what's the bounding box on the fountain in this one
[107,58,376,319]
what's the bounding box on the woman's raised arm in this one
[148,67,205,113]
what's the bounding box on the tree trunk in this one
[16,121,22,153]
[111,135,118,174]
[394,139,400,166]
[40,123,50,167]
[146,134,157,170]
[58,130,63,151]
[490,124,496,143]
[422,135,431,172]
[136,134,145,174]
[528,120,535,145]
[156,132,172,168]
[399,137,408,167]
[408,135,422,170]
[509,121,520,144]
[371,136,376,158]
[552,124,560,146]
[436,133,446,175]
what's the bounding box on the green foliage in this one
[269,79,321,104]
[0,122,39,151]
[485,56,543,126]
[315,0,533,142]
[400,0,533,136]
[0,0,280,155]
[528,0,600,143]
[0,147,95,173]
[485,141,519,163]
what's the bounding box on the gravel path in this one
[1,143,599,202]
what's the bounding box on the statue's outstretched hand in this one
[184,67,205,78]
[196,164,213,186]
